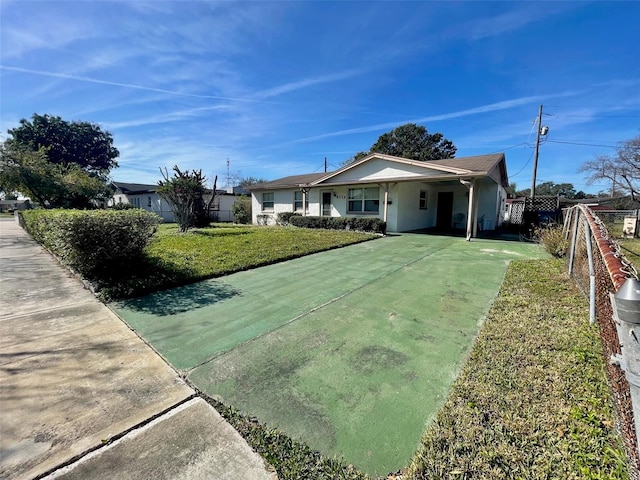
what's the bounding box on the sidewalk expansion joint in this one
[34,393,198,480]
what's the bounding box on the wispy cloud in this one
[105,105,234,129]
[458,3,580,41]
[0,65,273,103]
[283,91,585,145]
[254,69,367,99]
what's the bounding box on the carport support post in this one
[380,183,396,224]
[462,179,475,241]
[473,182,480,238]
[301,188,308,216]
[383,187,389,223]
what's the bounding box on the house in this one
[249,152,509,239]
[0,199,31,213]
[109,182,242,223]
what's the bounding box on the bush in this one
[289,215,386,234]
[231,195,252,224]
[535,225,568,257]
[22,209,160,277]
[111,202,136,210]
[275,211,300,225]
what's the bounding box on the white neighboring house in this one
[109,182,243,223]
[249,153,509,239]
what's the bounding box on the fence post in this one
[583,217,596,324]
[563,207,573,239]
[612,278,640,457]
[568,207,580,275]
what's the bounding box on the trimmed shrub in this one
[275,211,300,225]
[111,202,136,210]
[231,195,251,224]
[22,209,160,277]
[289,215,386,234]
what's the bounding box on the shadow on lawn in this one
[117,279,241,316]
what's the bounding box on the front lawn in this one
[100,223,376,299]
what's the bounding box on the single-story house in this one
[0,199,31,213]
[109,182,243,223]
[249,152,509,239]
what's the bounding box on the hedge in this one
[288,215,386,234]
[21,209,160,278]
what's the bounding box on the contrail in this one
[0,64,269,103]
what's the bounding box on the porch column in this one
[383,186,389,223]
[301,188,308,216]
[473,183,480,238]
[461,179,475,241]
[380,183,396,224]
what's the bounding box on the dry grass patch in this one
[407,259,628,479]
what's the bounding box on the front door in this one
[436,191,454,230]
[321,191,332,216]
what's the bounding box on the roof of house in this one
[428,153,505,175]
[250,152,507,190]
[112,182,158,194]
[249,173,329,190]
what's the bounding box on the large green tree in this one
[6,114,119,177]
[1,114,119,207]
[0,144,108,208]
[369,123,456,161]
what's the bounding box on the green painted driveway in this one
[112,234,546,476]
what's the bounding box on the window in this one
[262,192,274,211]
[419,190,428,210]
[294,191,308,212]
[148,196,152,208]
[348,187,379,213]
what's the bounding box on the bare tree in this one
[579,134,640,201]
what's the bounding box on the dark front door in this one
[436,192,454,230]
[322,191,332,216]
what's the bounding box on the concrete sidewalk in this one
[0,217,275,480]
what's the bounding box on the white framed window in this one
[147,196,152,207]
[419,190,428,210]
[262,192,274,211]
[348,187,379,213]
[294,191,308,212]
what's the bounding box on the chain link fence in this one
[564,205,639,477]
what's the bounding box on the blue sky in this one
[1,1,639,193]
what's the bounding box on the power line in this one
[546,139,617,148]
[509,149,535,178]
[547,113,640,118]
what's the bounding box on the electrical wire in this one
[509,149,535,178]
[546,140,617,148]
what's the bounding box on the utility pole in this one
[324,157,327,173]
[530,104,543,199]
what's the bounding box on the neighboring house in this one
[249,152,509,239]
[0,199,30,213]
[109,182,241,223]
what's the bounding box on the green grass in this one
[407,258,628,479]
[98,223,375,299]
[617,237,640,270]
